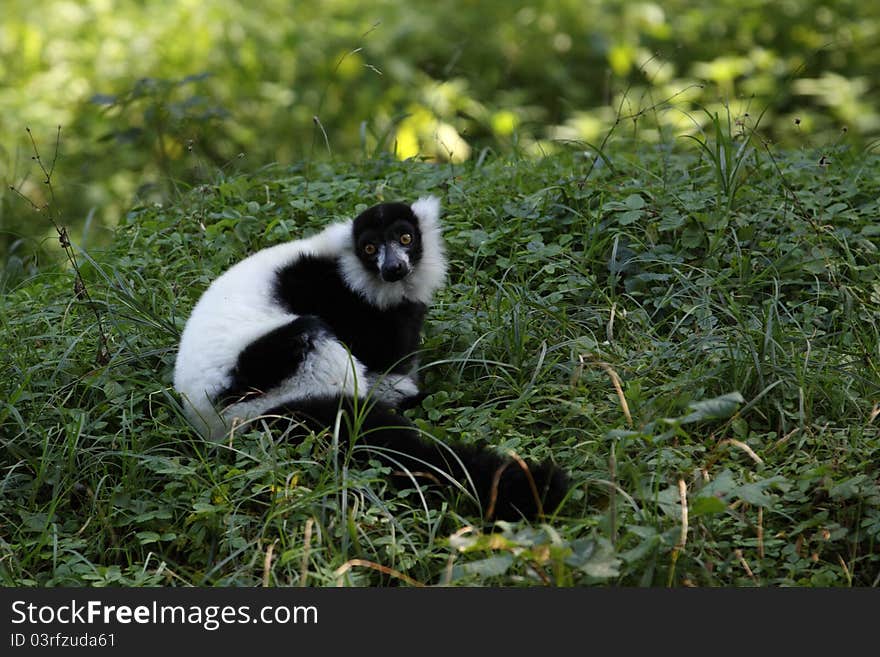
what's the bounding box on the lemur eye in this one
[399,233,413,246]
[363,244,377,256]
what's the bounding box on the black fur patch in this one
[217,315,328,404]
[274,256,426,373]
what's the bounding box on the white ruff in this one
[173,196,447,439]
[339,195,446,310]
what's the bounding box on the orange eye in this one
[364,244,377,256]
[399,233,413,246]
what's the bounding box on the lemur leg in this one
[227,316,330,398]
[224,315,417,409]
[367,371,422,408]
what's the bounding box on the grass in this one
[1,127,879,586]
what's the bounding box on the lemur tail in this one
[264,396,568,521]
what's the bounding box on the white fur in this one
[366,372,420,407]
[174,197,446,440]
[376,242,411,272]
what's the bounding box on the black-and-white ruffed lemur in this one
[173,196,568,520]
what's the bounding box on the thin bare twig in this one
[578,51,704,184]
[11,127,110,362]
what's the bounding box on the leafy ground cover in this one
[1,123,878,586]
[4,0,880,264]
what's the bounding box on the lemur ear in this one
[410,196,441,228]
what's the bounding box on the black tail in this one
[264,396,568,521]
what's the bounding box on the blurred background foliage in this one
[2,0,879,275]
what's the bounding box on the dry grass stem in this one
[676,478,688,552]
[667,478,688,586]
[837,555,852,585]
[485,461,511,520]
[720,438,764,464]
[334,559,424,587]
[262,539,277,587]
[583,355,633,428]
[300,517,314,586]
[508,450,544,517]
[735,549,757,582]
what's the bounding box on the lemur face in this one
[352,202,423,283]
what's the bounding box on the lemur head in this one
[341,196,446,310]
[352,202,423,283]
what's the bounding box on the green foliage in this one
[3,0,880,268]
[2,135,878,586]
